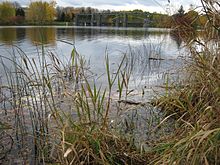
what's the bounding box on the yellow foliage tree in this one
[27,0,56,23]
[0,1,15,23]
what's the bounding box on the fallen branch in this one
[118,100,146,106]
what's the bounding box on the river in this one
[0,26,184,100]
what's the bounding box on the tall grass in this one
[52,48,153,164]
[152,1,220,164]
[0,34,184,164]
[1,40,160,164]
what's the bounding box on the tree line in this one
[0,0,208,29]
[0,1,56,24]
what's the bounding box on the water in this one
[0,26,184,164]
[0,26,184,100]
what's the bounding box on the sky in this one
[2,0,201,13]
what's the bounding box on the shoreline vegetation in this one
[0,1,207,29]
[0,21,74,26]
[0,0,220,165]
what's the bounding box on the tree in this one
[172,5,186,26]
[171,5,198,41]
[60,12,65,21]
[56,6,64,21]
[64,7,75,21]
[16,7,25,17]
[12,1,25,17]
[185,10,199,29]
[132,9,143,14]
[0,1,15,23]
[27,1,56,23]
[177,5,185,16]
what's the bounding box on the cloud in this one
[0,0,201,13]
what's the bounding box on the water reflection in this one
[57,28,75,40]
[0,28,17,44]
[0,27,184,49]
[71,27,171,41]
[26,27,56,45]
[170,32,183,48]
[16,28,26,42]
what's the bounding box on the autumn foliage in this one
[27,1,56,23]
[0,2,15,23]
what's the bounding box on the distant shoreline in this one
[0,25,171,32]
[0,22,170,29]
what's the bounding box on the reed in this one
[0,40,158,164]
[152,1,220,164]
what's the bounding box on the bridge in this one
[74,12,151,27]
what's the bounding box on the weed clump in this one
[55,123,148,165]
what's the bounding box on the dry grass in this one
[55,123,148,165]
[151,1,220,164]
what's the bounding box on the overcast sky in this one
[3,0,201,13]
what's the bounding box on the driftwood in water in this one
[118,100,146,106]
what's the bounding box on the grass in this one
[0,40,157,164]
[56,122,148,165]
[151,44,220,164]
[151,1,220,164]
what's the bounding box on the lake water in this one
[0,26,184,164]
[0,26,184,100]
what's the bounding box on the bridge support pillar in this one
[115,14,119,27]
[97,14,102,26]
[123,13,128,27]
[143,18,149,28]
[91,14,94,26]
[75,14,79,26]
